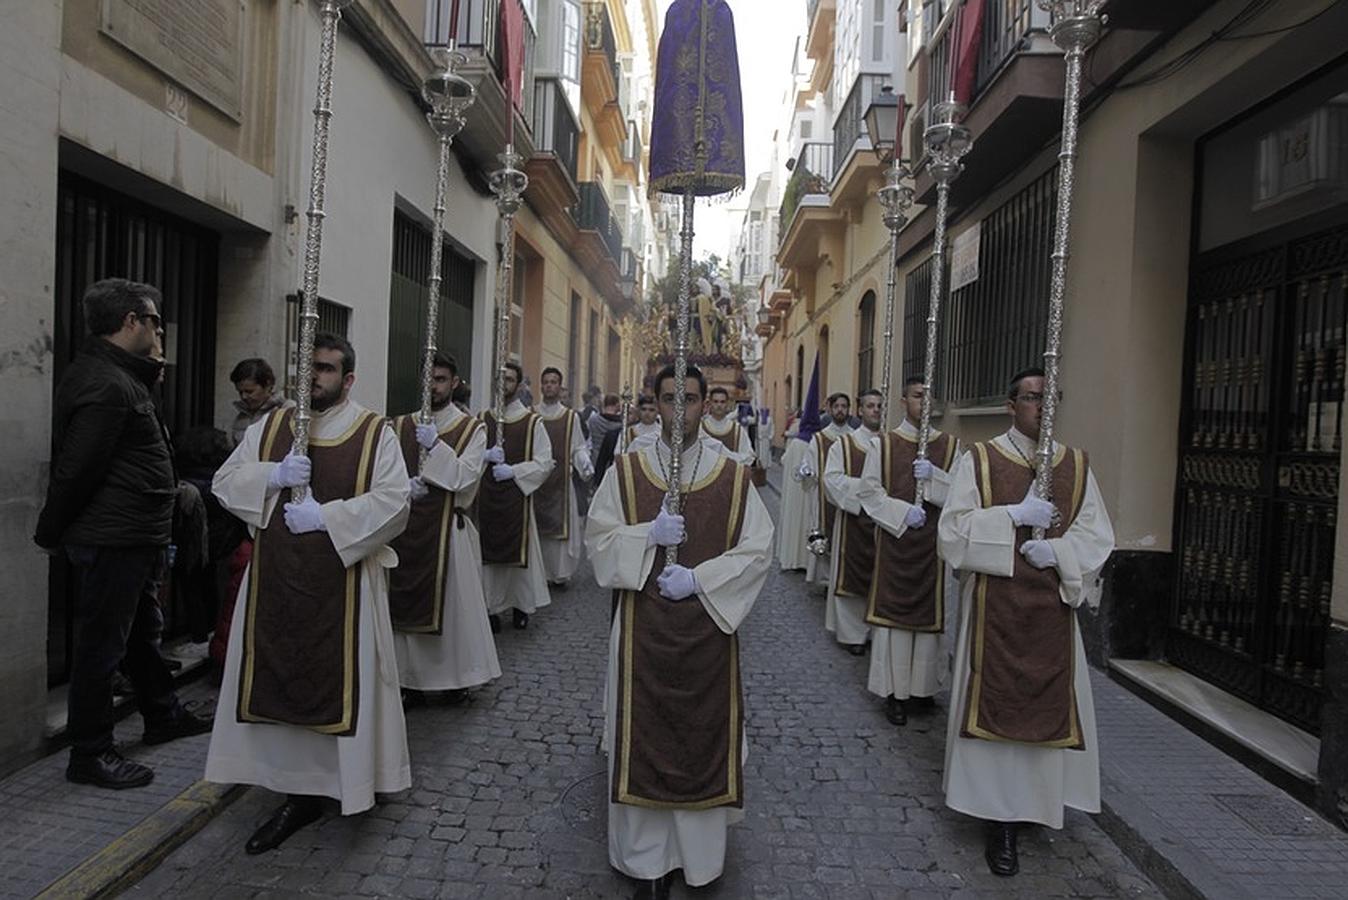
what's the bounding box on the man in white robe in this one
[701,386,755,464]
[858,377,958,726]
[480,362,554,630]
[209,333,411,853]
[389,352,500,699]
[624,394,662,446]
[776,427,812,571]
[586,363,772,897]
[534,367,593,587]
[938,367,1114,877]
[803,395,853,585]
[823,390,883,654]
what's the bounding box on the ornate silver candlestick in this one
[875,156,914,431]
[665,188,696,567]
[489,146,529,449]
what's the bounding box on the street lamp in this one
[863,86,901,162]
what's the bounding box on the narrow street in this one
[126,488,1160,900]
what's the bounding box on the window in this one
[800,119,813,140]
[511,251,526,363]
[562,0,581,84]
[587,308,599,390]
[795,345,805,410]
[857,291,876,392]
[567,291,582,392]
[871,0,887,63]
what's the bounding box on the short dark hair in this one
[1008,366,1045,400]
[452,382,471,404]
[502,361,523,383]
[653,363,708,399]
[708,386,729,400]
[603,393,621,408]
[826,392,850,406]
[83,278,161,337]
[858,388,883,403]
[638,394,656,406]
[541,366,563,383]
[175,425,233,472]
[314,331,355,375]
[431,351,458,375]
[902,375,926,396]
[230,357,276,388]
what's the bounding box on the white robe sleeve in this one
[924,439,958,507]
[211,418,281,532]
[509,418,555,496]
[584,465,658,590]
[421,424,485,494]
[691,483,773,635]
[320,424,412,570]
[735,427,755,465]
[1045,468,1115,609]
[571,414,594,480]
[823,439,863,515]
[858,444,915,540]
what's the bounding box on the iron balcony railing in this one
[620,246,637,282]
[779,141,833,226]
[622,119,642,163]
[832,73,888,178]
[531,77,579,184]
[428,0,538,125]
[576,181,623,263]
[584,1,623,105]
[927,0,1050,105]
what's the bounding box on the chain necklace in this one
[1007,430,1037,469]
[655,434,706,494]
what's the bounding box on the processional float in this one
[291,0,357,500]
[1031,0,1107,538]
[416,2,477,468]
[647,0,745,566]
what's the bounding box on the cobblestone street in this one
[125,489,1161,900]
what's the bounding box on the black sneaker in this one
[489,614,502,634]
[513,609,529,630]
[67,749,154,790]
[143,709,214,745]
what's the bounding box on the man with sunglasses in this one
[35,278,212,791]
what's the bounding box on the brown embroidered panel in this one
[702,419,740,455]
[866,431,956,630]
[815,432,839,542]
[387,414,479,634]
[961,442,1090,749]
[478,412,538,566]
[238,407,380,736]
[834,434,878,598]
[611,452,748,810]
[534,410,575,540]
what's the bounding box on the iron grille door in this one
[1171,222,1347,734]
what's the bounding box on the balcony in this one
[830,73,887,205]
[583,2,627,151]
[776,141,844,278]
[573,181,626,308]
[779,142,833,227]
[805,0,837,87]
[430,0,538,173]
[525,77,581,232]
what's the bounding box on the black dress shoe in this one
[143,709,214,745]
[513,609,529,630]
[847,643,866,656]
[631,872,673,899]
[985,821,1018,876]
[489,614,502,634]
[66,749,154,789]
[246,797,323,855]
[910,695,937,712]
[885,695,907,726]
[401,689,426,708]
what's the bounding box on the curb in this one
[35,780,245,899]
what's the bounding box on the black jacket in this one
[35,338,176,548]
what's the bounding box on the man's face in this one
[236,378,271,412]
[430,366,459,410]
[708,393,729,418]
[902,383,926,426]
[541,372,562,403]
[828,397,851,425]
[859,394,883,431]
[501,367,519,402]
[658,378,705,444]
[638,402,657,425]
[310,347,353,411]
[1008,374,1045,440]
[126,301,163,357]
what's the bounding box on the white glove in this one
[656,564,698,601]
[647,508,686,547]
[796,462,816,482]
[483,446,506,465]
[283,496,326,534]
[1020,539,1057,570]
[415,423,438,450]
[904,505,927,529]
[268,453,311,491]
[1008,485,1055,529]
[913,458,934,481]
[492,463,515,482]
[408,476,430,500]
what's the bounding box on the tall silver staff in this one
[914,95,972,506]
[417,45,477,467]
[489,146,528,450]
[1031,0,1106,538]
[292,0,356,501]
[617,383,633,454]
[664,188,696,566]
[875,155,914,431]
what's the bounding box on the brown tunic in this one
[814,431,841,542]
[387,413,481,634]
[535,409,577,540]
[477,411,540,566]
[611,452,750,810]
[865,430,957,631]
[238,407,381,736]
[961,442,1089,749]
[833,433,878,598]
[701,418,741,455]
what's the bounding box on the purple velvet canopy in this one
[648,0,745,197]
